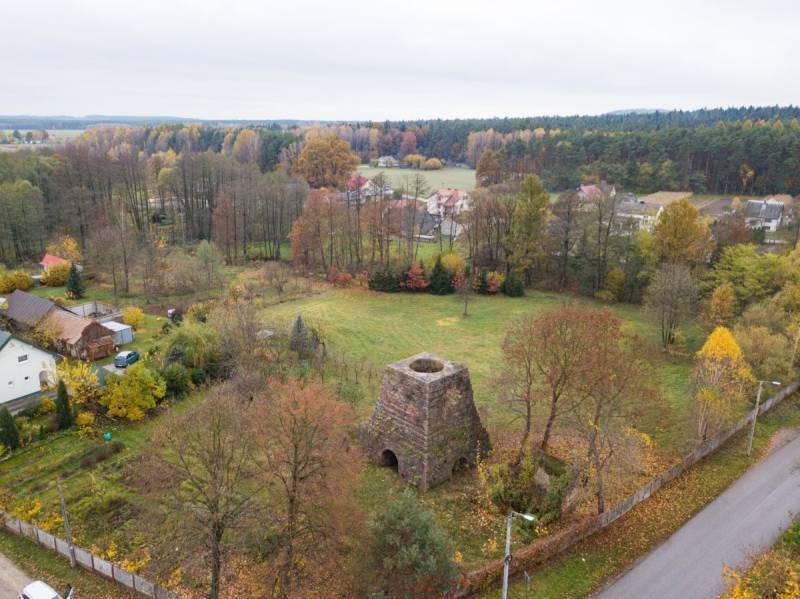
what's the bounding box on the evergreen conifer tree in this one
[502,269,525,297]
[56,379,73,429]
[367,488,458,597]
[0,407,20,451]
[66,263,84,299]
[428,255,454,295]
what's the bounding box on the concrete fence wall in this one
[0,514,180,599]
[457,381,800,596]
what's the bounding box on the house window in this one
[18,354,29,363]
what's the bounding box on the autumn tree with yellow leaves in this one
[295,137,359,189]
[653,199,715,265]
[692,327,755,443]
[704,283,738,328]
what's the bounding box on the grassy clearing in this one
[261,288,698,443]
[0,530,137,599]
[489,395,800,598]
[357,165,477,191]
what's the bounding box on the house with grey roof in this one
[745,199,784,232]
[5,289,56,328]
[4,290,116,361]
[616,194,663,232]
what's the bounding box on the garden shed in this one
[102,320,134,346]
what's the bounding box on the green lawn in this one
[261,288,697,451]
[0,530,137,599]
[357,165,477,191]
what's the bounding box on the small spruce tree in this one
[55,379,73,430]
[66,263,84,299]
[0,407,20,451]
[428,255,454,295]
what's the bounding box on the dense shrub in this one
[501,270,525,297]
[428,256,453,295]
[0,270,33,294]
[367,489,458,598]
[162,362,191,397]
[327,266,353,287]
[486,271,505,294]
[41,262,70,286]
[185,303,207,323]
[368,266,404,292]
[122,306,145,330]
[404,262,429,291]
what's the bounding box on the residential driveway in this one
[594,433,800,599]
[102,363,126,376]
[0,551,31,598]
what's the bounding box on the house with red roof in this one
[39,253,68,272]
[425,188,471,217]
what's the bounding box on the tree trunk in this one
[209,523,223,599]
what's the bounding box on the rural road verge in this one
[0,551,31,598]
[593,430,800,599]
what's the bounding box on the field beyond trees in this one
[357,165,477,191]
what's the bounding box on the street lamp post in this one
[502,511,537,599]
[747,379,781,455]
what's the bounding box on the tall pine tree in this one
[66,263,84,299]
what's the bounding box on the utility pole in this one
[747,380,781,456]
[502,511,537,599]
[502,513,513,599]
[57,482,76,568]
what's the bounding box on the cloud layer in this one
[2,0,797,120]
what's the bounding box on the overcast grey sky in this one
[1,0,797,121]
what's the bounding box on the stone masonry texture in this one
[364,352,490,490]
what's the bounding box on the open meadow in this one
[357,165,477,191]
[260,287,699,457]
[0,272,703,575]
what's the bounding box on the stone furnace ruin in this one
[364,352,490,490]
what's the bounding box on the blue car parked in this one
[114,350,140,369]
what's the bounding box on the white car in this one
[20,581,73,599]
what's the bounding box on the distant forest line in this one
[9,105,788,196]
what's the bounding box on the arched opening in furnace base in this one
[379,449,399,471]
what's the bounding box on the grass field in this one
[261,288,699,457]
[358,165,477,191]
[2,129,85,140]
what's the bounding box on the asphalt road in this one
[0,552,30,599]
[594,432,800,599]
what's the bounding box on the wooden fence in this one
[456,381,800,596]
[1,514,181,599]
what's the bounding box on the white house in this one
[745,198,784,232]
[426,188,471,217]
[0,330,57,413]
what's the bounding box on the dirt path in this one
[0,551,31,599]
